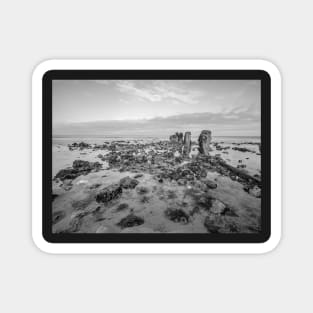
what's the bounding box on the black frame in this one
[43,70,271,243]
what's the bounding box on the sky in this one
[53,79,261,137]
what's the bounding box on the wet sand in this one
[52,138,261,234]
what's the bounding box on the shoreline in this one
[52,137,261,234]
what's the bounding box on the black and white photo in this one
[52,79,262,234]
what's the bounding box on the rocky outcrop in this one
[68,142,91,150]
[96,184,122,203]
[198,130,212,155]
[54,160,102,181]
[117,214,144,229]
[165,208,189,224]
[183,131,191,155]
[169,132,183,143]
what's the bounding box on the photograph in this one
[52,79,262,234]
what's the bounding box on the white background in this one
[0,0,310,312]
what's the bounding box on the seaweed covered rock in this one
[96,184,122,203]
[204,216,220,233]
[197,194,227,214]
[202,179,217,189]
[119,176,139,189]
[169,132,183,143]
[68,142,92,150]
[54,168,79,181]
[54,160,102,181]
[165,208,189,224]
[232,147,254,153]
[160,161,207,183]
[117,214,144,229]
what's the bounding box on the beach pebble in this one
[210,199,227,214]
[119,176,139,189]
[96,183,122,203]
[204,217,220,233]
[136,186,149,194]
[202,179,218,189]
[52,210,66,225]
[117,214,144,229]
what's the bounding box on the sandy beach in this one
[52,135,261,234]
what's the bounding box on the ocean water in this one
[52,135,261,145]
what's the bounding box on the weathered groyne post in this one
[183,131,191,155]
[198,130,212,155]
[177,132,183,144]
[169,134,178,142]
[169,132,183,143]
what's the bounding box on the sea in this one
[52,135,260,146]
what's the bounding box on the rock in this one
[237,164,247,169]
[232,147,254,153]
[222,207,239,217]
[55,168,79,181]
[88,183,102,189]
[210,199,227,214]
[202,179,217,189]
[73,160,89,169]
[96,184,122,203]
[165,208,189,224]
[204,216,220,233]
[197,194,214,209]
[169,132,183,143]
[115,203,129,211]
[54,160,102,181]
[249,185,261,198]
[52,210,66,225]
[134,173,143,179]
[117,214,144,229]
[183,132,191,155]
[169,134,178,142]
[189,206,200,216]
[140,195,150,203]
[198,130,212,155]
[197,194,226,214]
[119,176,139,189]
[68,141,91,150]
[136,186,149,194]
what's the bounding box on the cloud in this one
[53,110,260,137]
[104,80,203,105]
[115,81,162,102]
